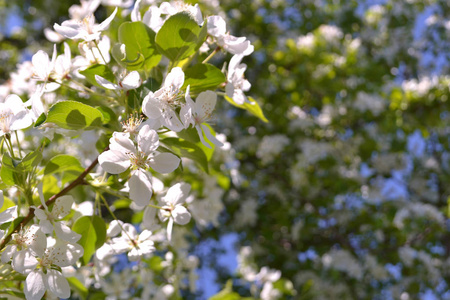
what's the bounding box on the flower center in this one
[127,151,148,169]
[0,110,13,134]
[122,115,144,134]
[160,85,182,107]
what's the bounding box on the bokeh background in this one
[1,0,450,299]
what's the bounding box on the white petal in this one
[44,28,65,42]
[98,150,130,174]
[201,124,224,148]
[12,250,38,274]
[53,195,74,219]
[195,90,216,119]
[161,108,184,132]
[95,75,119,90]
[150,152,180,174]
[32,51,50,80]
[225,82,235,99]
[137,125,159,155]
[107,220,124,237]
[1,245,16,263]
[10,110,33,131]
[164,67,184,89]
[54,22,81,39]
[25,225,47,257]
[46,269,70,299]
[24,270,46,300]
[0,206,17,224]
[172,206,191,225]
[180,104,193,128]
[167,217,174,242]
[95,7,118,32]
[33,207,48,221]
[131,0,142,21]
[129,170,152,207]
[110,131,135,153]
[207,15,226,37]
[142,206,159,231]
[50,242,84,267]
[54,222,81,243]
[162,183,191,206]
[195,124,211,149]
[142,92,163,119]
[120,71,142,90]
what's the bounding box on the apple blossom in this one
[226,54,252,105]
[98,124,180,206]
[142,67,185,132]
[33,185,81,243]
[0,94,33,136]
[95,70,142,91]
[181,86,223,148]
[24,241,84,300]
[158,183,192,241]
[207,15,254,56]
[54,7,118,41]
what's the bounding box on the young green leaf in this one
[46,101,104,130]
[155,12,207,62]
[183,63,226,94]
[117,22,161,71]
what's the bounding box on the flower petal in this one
[201,124,224,148]
[46,269,71,299]
[172,206,191,225]
[53,195,74,219]
[24,270,46,300]
[120,71,141,90]
[137,125,159,155]
[164,67,184,89]
[95,75,119,90]
[98,150,130,174]
[129,170,153,207]
[195,90,216,119]
[149,152,180,174]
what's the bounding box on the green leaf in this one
[117,22,161,71]
[155,12,208,62]
[44,155,84,176]
[176,126,214,161]
[72,216,107,265]
[46,101,104,130]
[161,137,209,173]
[67,277,88,300]
[225,96,268,123]
[79,64,115,88]
[16,150,42,173]
[0,196,14,213]
[96,106,118,126]
[209,280,254,300]
[34,112,47,127]
[1,153,21,186]
[183,63,226,94]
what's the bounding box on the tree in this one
[0,0,450,299]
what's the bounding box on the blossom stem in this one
[202,46,221,64]
[14,131,23,159]
[94,40,108,65]
[98,193,137,245]
[147,203,164,210]
[0,153,102,251]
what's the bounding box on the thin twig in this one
[0,155,101,250]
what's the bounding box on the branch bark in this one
[0,156,100,250]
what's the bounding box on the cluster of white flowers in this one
[256,134,290,165]
[0,0,262,299]
[353,91,386,116]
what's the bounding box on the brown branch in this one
[0,156,100,250]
